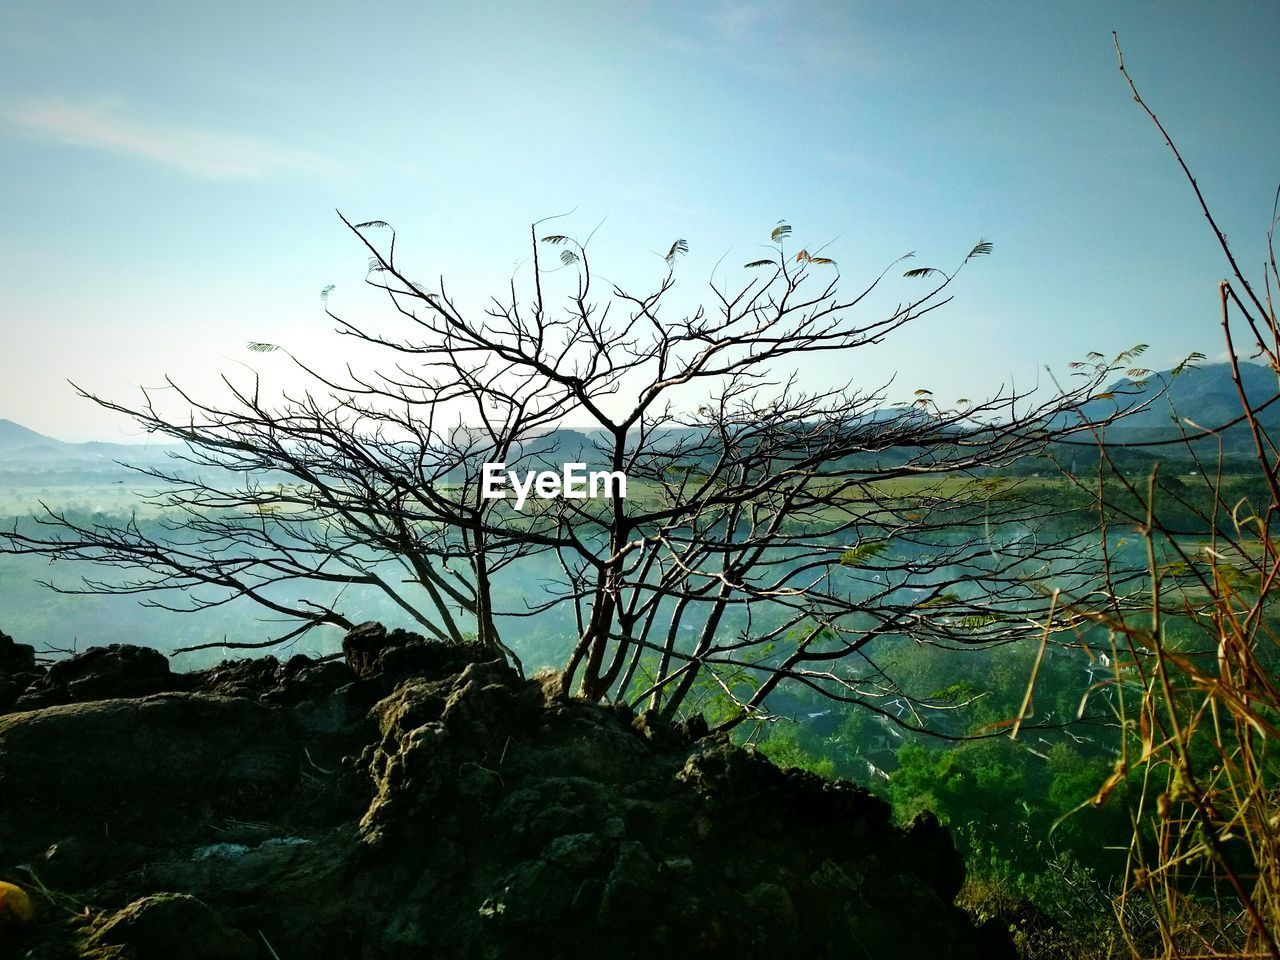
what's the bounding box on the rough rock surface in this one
[0,631,39,715]
[0,624,1011,960]
[13,644,179,713]
[85,893,257,960]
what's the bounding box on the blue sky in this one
[1,1,1277,440]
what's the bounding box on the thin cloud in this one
[710,1,782,35]
[3,96,337,180]
[642,3,886,83]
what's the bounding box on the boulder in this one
[15,644,177,710]
[0,630,41,714]
[342,620,492,681]
[0,693,297,858]
[0,630,36,675]
[87,893,256,960]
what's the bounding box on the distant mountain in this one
[8,363,1270,478]
[0,419,56,453]
[0,419,172,467]
[1063,362,1279,454]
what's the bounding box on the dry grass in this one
[1064,37,1280,959]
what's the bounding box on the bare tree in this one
[1,216,1136,727]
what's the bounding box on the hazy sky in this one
[2,1,1277,440]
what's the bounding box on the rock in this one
[746,880,797,928]
[0,626,1005,960]
[0,630,41,713]
[191,654,354,711]
[0,630,36,675]
[0,693,297,859]
[193,655,283,699]
[0,677,25,714]
[904,809,967,902]
[341,620,492,683]
[35,835,155,890]
[15,644,177,710]
[88,893,255,960]
[353,651,990,959]
[341,621,390,679]
[675,712,709,742]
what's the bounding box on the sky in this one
[1,1,1277,441]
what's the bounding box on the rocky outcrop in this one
[0,694,297,850]
[0,625,1008,959]
[12,644,178,712]
[0,632,35,676]
[0,630,38,714]
[84,893,257,960]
